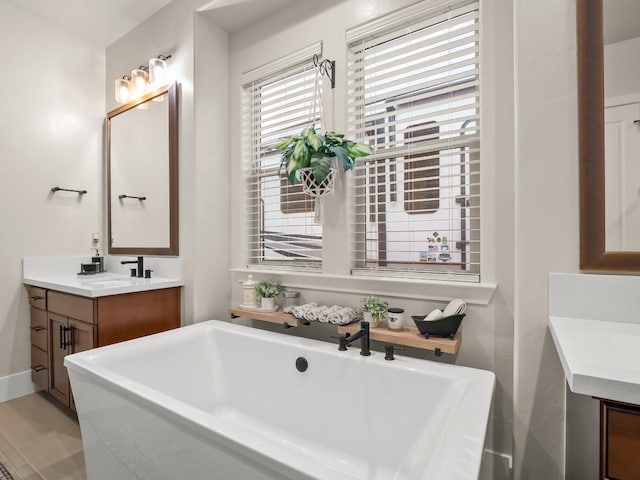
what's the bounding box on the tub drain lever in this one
[384,344,405,361]
[331,333,350,351]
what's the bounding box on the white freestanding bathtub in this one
[65,320,494,480]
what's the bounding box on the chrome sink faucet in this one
[337,321,371,356]
[121,256,144,278]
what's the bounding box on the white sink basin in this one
[84,278,135,288]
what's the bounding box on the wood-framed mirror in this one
[579,0,640,270]
[107,82,179,256]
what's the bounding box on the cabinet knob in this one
[31,365,46,372]
[29,325,45,332]
[30,295,44,301]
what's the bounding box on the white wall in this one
[193,13,231,321]
[604,36,640,99]
[0,0,104,378]
[513,0,578,478]
[228,1,515,478]
[105,0,231,324]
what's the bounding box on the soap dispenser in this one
[91,249,104,273]
[241,275,259,309]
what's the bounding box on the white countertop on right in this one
[549,314,640,404]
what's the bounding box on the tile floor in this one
[0,393,86,480]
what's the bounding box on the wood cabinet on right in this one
[601,400,640,480]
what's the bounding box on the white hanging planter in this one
[299,167,336,198]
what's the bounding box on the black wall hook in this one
[51,187,87,195]
[119,194,147,201]
[313,54,336,89]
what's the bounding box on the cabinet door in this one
[68,319,96,411]
[602,401,640,479]
[48,313,70,406]
[68,318,96,355]
[97,287,180,346]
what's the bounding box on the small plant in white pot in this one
[360,296,388,328]
[254,279,283,310]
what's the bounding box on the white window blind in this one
[348,1,480,281]
[244,56,324,267]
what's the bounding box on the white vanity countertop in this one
[24,272,184,298]
[23,256,183,298]
[549,315,640,404]
[549,272,640,405]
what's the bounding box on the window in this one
[244,47,324,267]
[348,1,480,280]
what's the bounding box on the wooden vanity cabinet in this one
[27,286,181,409]
[600,399,640,480]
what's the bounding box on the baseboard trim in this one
[0,371,38,403]
[480,448,513,480]
[484,448,513,469]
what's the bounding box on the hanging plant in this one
[272,128,372,192]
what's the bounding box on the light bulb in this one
[130,68,149,99]
[149,56,170,102]
[149,57,167,88]
[114,77,130,103]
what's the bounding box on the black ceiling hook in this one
[313,54,335,89]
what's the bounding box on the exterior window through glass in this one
[245,63,323,265]
[349,1,480,279]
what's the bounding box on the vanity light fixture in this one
[114,76,131,104]
[149,55,171,88]
[114,54,173,105]
[130,66,149,98]
[149,54,172,102]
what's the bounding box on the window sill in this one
[230,267,496,305]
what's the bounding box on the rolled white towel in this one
[311,305,330,322]
[291,302,317,320]
[322,305,341,324]
[424,308,444,321]
[443,298,466,317]
[291,303,358,325]
[326,307,357,325]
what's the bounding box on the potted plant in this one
[254,279,283,310]
[360,296,388,328]
[271,127,372,197]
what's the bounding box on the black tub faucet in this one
[338,321,370,356]
[121,256,144,277]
